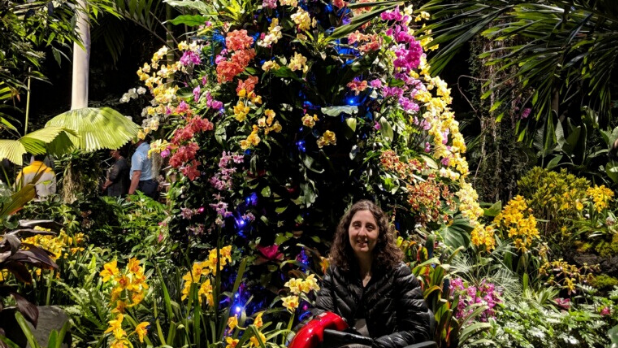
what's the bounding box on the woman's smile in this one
[348,210,379,257]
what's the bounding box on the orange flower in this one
[226,30,254,51]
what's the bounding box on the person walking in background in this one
[102,147,130,197]
[128,138,157,198]
[17,154,56,199]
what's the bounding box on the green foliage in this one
[45,107,139,152]
[517,167,590,240]
[483,288,615,348]
[0,1,79,113]
[99,193,171,260]
[402,236,492,347]
[0,127,77,165]
[420,0,618,150]
[591,275,618,290]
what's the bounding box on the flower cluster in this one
[450,278,502,322]
[538,259,599,295]
[493,195,540,252]
[23,228,85,261]
[217,30,256,83]
[470,224,496,251]
[586,185,614,213]
[407,179,454,225]
[380,150,426,182]
[99,259,150,347]
[125,0,484,274]
[281,274,320,313]
[180,246,233,304]
[225,312,266,348]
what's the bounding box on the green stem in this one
[25,67,31,135]
[45,270,52,305]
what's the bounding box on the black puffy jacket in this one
[315,262,431,348]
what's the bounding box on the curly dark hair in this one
[329,200,403,272]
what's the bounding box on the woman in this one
[315,200,431,348]
[102,148,130,197]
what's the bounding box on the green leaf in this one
[46,107,139,152]
[545,155,563,170]
[609,324,618,348]
[321,106,358,116]
[482,201,502,217]
[437,217,472,249]
[302,155,324,174]
[261,186,272,198]
[164,0,210,14]
[459,322,491,343]
[0,126,76,165]
[0,336,21,348]
[606,161,618,184]
[169,14,211,26]
[14,311,40,348]
[345,117,357,132]
[344,118,357,139]
[378,117,394,144]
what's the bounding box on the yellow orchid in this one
[100,260,120,282]
[228,315,238,330]
[135,322,149,343]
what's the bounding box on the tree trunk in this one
[71,0,90,109]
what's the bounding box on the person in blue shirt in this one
[128,139,157,198]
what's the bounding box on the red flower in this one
[256,244,283,260]
[181,160,201,181]
[236,76,259,94]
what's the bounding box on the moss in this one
[574,241,593,253]
[596,240,614,258]
[612,233,618,254]
[591,274,618,290]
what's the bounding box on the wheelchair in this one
[289,312,438,348]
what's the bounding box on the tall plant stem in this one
[25,67,31,135]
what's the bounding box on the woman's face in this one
[348,210,379,258]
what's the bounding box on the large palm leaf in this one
[0,127,76,165]
[419,0,618,150]
[45,107,139,151]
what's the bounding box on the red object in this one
[289,312,348,348]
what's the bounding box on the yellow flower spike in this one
[127,258,141,274]
[238,89,247,98]
[135,322,149,343]
[226,337,240,348]
[104,314,126,339]
[112,300,127,314]
[284,278,301,294]
[269,121,283,133]
[111,340,128,348]
[115,275,131,290]
[254,312,264,328]
[130,291,145,307]
[181,281,192,301]
[228,315,238,331]
[100,260,120,282]
[262,61,281,72]
[198,279,213,305]
[249,331,267,348]
[258,117,267,127]
[281,295,299,312]
[303,274,320,292]
[110,287,123,303]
